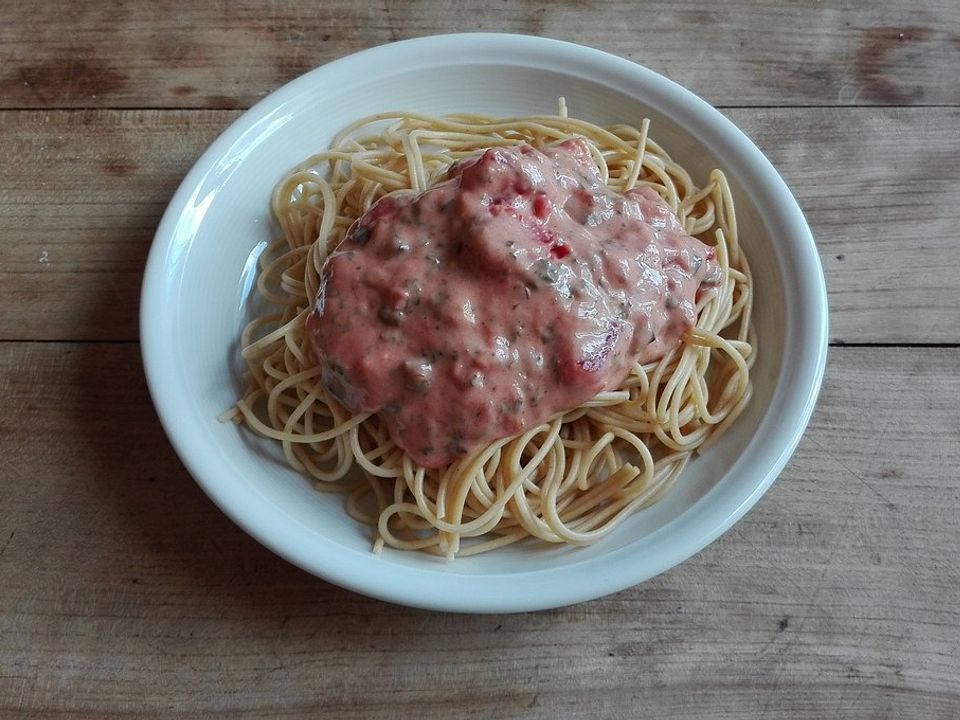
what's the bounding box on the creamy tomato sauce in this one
[306,139,720,468]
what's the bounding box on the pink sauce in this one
[306,139,720,468]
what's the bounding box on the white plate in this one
[141,33,828,613]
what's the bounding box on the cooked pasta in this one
[221,103,755,558]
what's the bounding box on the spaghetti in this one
[222,104,755,558]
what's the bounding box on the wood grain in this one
[727,105,960,345]
[1,1,959,110]
[2,2,958,717]
[0,343,957,719]
[1,107,957,343]
[0,110,234,341]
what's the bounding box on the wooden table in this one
[2,2,958,717]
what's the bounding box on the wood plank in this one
[0,110,237,341]
[0,343,957,718]
[724,106,960,345]
[0,107,957,343]
[0,0,959,110]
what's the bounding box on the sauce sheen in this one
[306,139,720,468]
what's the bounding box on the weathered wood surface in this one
[1,1,959,109]
[1,106,957,343]
[0,110,232,341]
[2,1,959,717]
[0,344,957,718]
